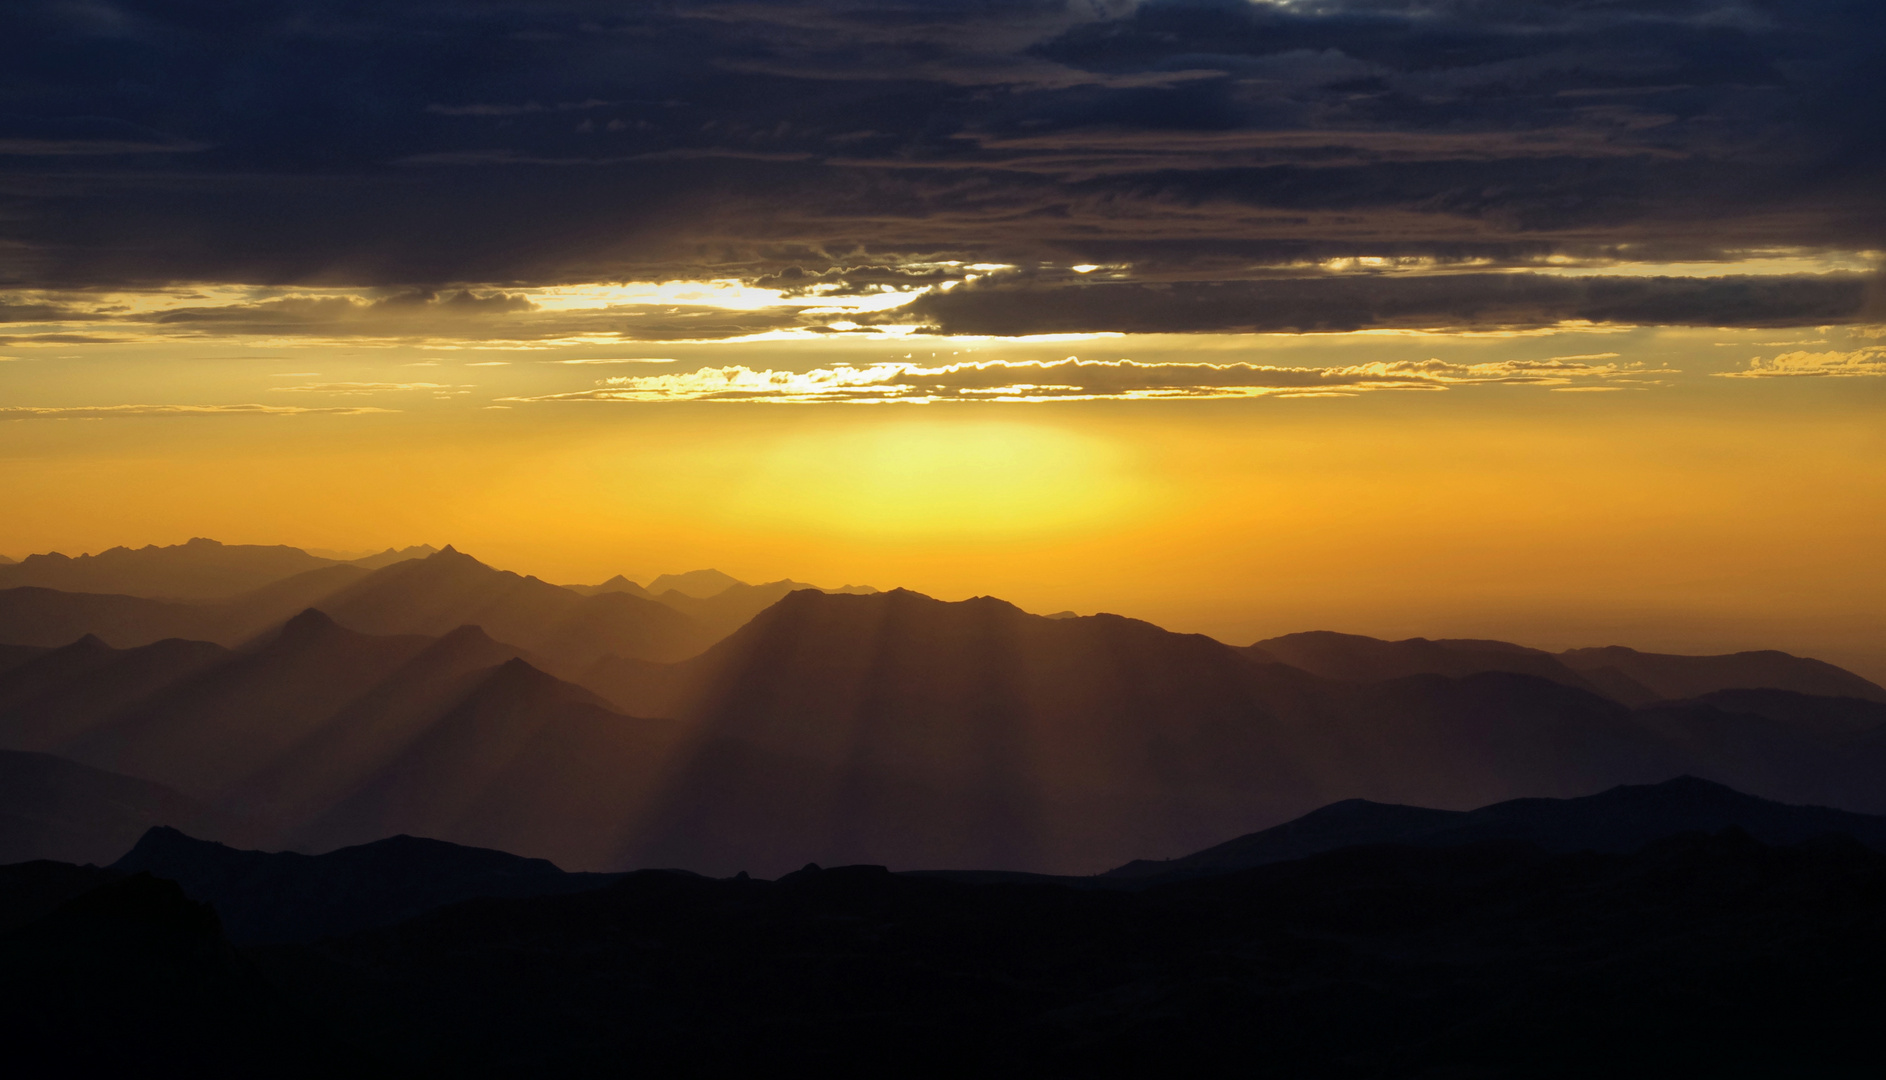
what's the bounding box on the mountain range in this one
[0,538,435,600]
[0,543,1881,875]
[0,542,1881,873]
[4,779,1883,1076]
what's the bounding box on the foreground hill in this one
[589,590,1886,876]
[6,826,1880,1075]
[113,826,620,943]
[1107,775,1886,879]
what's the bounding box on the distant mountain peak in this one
[648,568,745,599]
[435,623,498,646]
[279,607,342,640]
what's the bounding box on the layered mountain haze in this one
[589,589,1886,875]
[65,611,437,803]
[1249,631,1886,706]
[0,538,434,601]
[569,572,881,640]
[296,659,687,871]
[1250,631,1627,697]
[220,623,541,840]
[0,543,1881,876]
[1560,646,1886,704]
[0,751,227,865]
[308,547,714,673]
[1107,776,1886,880]
[0,635,232,752]
[647,569,744,599]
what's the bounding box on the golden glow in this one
[0,323,1882,678]
[725,421,1140,538]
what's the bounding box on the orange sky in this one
[3,319,1882,678]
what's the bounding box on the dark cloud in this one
[892,270,1875,334]
[0,0,1879,332]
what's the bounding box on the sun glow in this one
[727,421,1140,538]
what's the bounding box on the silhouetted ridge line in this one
[0,750,228,865]
[111,826,622,943]
[1106,775,1886,879]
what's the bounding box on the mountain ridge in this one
[1105,775,1886,880]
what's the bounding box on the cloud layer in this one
[508,354,1658,404]
[1,0,1880,333]
[1723,347,1886,378]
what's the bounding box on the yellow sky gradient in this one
[2,323,1882,677]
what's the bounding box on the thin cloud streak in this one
[0,404,397,419]
[503,356,1661,404]
[1721,347,1886,378]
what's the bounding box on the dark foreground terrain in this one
[4,825,1882,1077]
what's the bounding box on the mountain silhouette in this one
[0,537,432,602]
[564,573,652,598]
[215,622,541,839]
[313,547,714,672]
[595,589,1886,876]
[112,826,620,943]
[0,563,371,649]
[0,860,119,932]
[1560,644,1886,703]
[5,559,1885,877]
[341,544,438,569]
[64,610,437,801]
[0,750,227,865]
[1249,630,1631,698]
[44,829,1861,1077]
[0,635,231,751]
[0,643,44,674]
[1106,775,1886,879]
[573,572,884,638]
[0,872,329,1076]
[651,580,834,639]
[647,568,743,598]
[0,538,341,600]
[295,657,688,870]
[0,586,225,647]
[1677,687,1886,737]
[0,611,692,866]
[1243,631,1886,706]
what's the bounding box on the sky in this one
[2,1,1883,674]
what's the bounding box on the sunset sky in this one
[2,0,1882,674]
